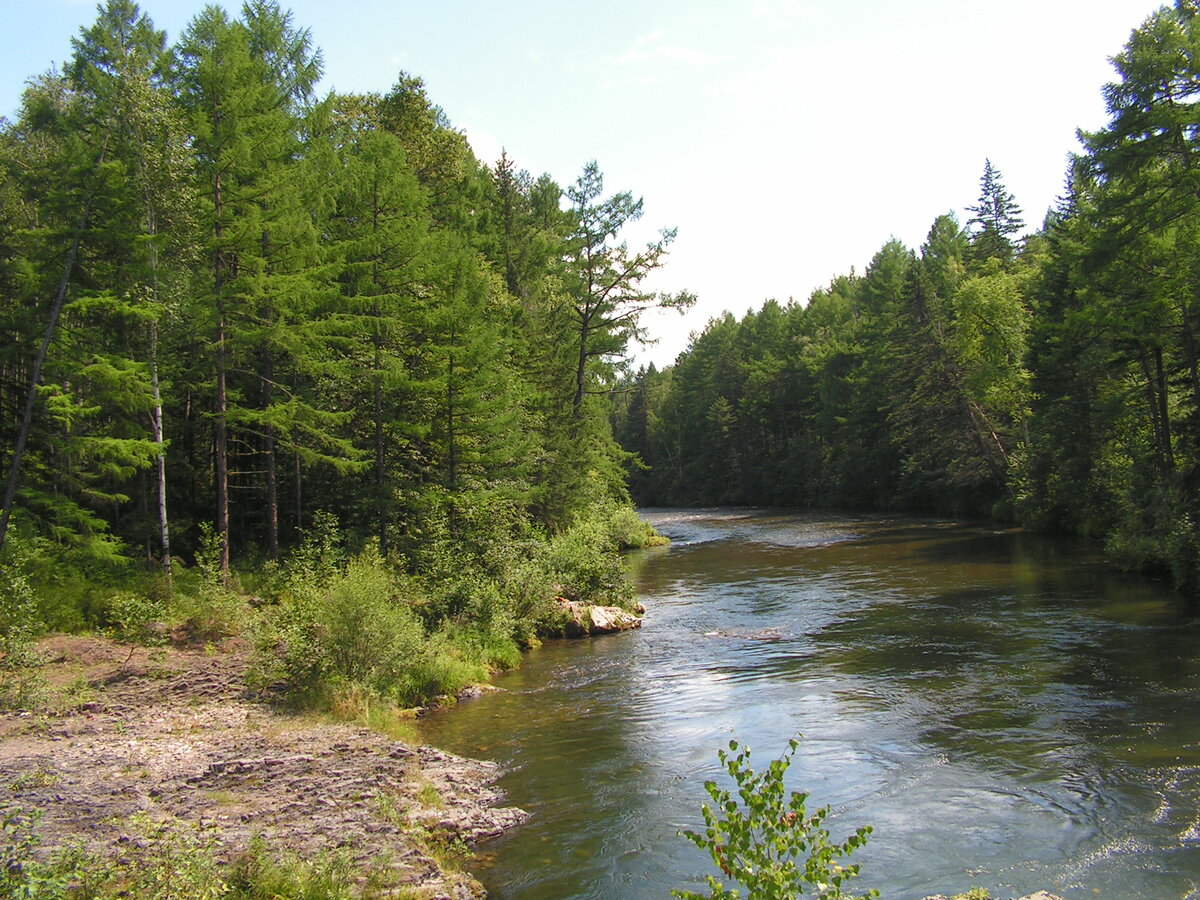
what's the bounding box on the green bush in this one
[251,543,492,707]
[0,540,46,711]
[168,523,248,643]
[675,737,877,900]
[101,591,166,645]
[542,514,635,608]
[600,501,669,549]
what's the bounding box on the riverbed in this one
[420,509,1200,899]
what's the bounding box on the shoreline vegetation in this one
[1,505,664,899]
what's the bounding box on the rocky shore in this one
[0,635,526,899]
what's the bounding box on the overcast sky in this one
[2,0,1169,366]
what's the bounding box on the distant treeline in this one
[612,1,1200,594]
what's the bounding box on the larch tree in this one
[68,0,191,580]
[564,161,694,422]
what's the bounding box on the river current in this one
[420,509,1200,899]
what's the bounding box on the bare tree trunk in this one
[213,167,231,583]
[150,322,172,588]
[294,450,303,538]
[447,350,457,493]
[263,347,279,562]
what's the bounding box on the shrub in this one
[1,808,399,899]
[251,543,493,708]
[171,522,248,643]
[542,514,634,608]
[674,737,877,900]
[0,540,45,710]
[600,501,669,549]
[101,591,167,645]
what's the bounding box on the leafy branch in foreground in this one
[675,737,877,900]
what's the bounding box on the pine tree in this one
[966,159,1024,265]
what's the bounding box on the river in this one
[419,509,1200,899]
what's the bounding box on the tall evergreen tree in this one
[967,159,1025,265]
[67,0,191,578]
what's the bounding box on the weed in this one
[416,782,444,809]
[9,768,59,791]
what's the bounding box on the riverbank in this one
[1,634,527,898]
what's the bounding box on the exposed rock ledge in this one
[0,635,527,900]
[552,597,643,637]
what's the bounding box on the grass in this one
[326,684,423,744]
[9,768,59,791]
[416,782,444,809]
[2,808,420,900]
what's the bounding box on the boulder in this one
[554,598,642,637]
[588,603,642,633]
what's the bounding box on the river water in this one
[420,509,1200,899]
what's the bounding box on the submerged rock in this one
[553,598,643,637]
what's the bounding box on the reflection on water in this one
[420,509,1200,899]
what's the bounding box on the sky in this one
[1,0,1170,367]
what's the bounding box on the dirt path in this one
[0,635,526,899]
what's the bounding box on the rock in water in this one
[553,598,643,636]
[588,603,642,633]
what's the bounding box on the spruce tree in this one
[966,159,1024,265]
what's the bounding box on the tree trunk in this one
[149,321,172,589]
[263,348,279,562]
[213,167,231,583]
[293,450,303,538]
[447,350,457,493]
[572,311,590,420]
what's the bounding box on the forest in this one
[0,0,696,718]
[613,0,1200,597]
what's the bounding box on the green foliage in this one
[674,738,877,900]
[250,540,488,707]
[0,2,673,632]
[226,837,396,899]
[601,500,670,549]
[0,540,45,710]
[100,590,166,644]
[2,808,73,900]
[0,807,401,900]
[542,510,636,609]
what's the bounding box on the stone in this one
[553,597,642,636]
[588,604,642,633]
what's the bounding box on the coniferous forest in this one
[0,0,689,662]
[613,1,1200,598]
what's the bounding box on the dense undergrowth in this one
[0,499,659,717]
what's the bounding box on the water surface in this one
[421,509,1200,899]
